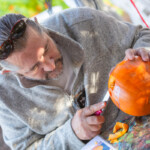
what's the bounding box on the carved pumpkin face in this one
[108,56,150,116]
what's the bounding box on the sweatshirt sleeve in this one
[63,8,150,55]
[0,101,84,150]
[92,9,150,50]
[131,27,150,49]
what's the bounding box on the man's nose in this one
[41,57,56,72]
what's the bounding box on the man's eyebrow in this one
[26,39,49,73]
[25,62,40,74]
[30,62,40,72]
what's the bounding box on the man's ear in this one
[1,69,11,75]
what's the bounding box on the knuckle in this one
[97,116,105,123]
[125,49,129,54]
[125,49,130,52]
[139,48,146,54]
[94,125,101,131]
[98,124,102,130]
[138,49,142,53]
[100,116,105,122]
[88,105,94,112]
[86,117,91,124]
[92,116,99,123]
[84,105,95,115]
[95,117,100,123]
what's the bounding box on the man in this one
[0,7,150,150]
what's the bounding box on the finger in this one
[136,48,149,61]
[83,102,107,116]
[89,124,102,132]
[125,49,136,60]
[86,115,105,125]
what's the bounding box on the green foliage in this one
[0,0,69,17]
[52,0,69,9]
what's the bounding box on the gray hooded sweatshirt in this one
[0,7,150,150]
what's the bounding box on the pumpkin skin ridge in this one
[108,56,150,116]
[109,91,150,116]
[110,68,143,92]
[110,58,150,94]
[108,83,134,115]
[109,80,150,116]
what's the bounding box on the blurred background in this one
[0,0,150,150]
[0,0,150,27]
[0,0,68,17]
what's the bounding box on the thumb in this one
[83,102,107,116]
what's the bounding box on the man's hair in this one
[0,13,44,70]
[0,13,43,56]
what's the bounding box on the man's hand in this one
[71,102,107,140]
[125,48,150,61]
[109,48,150,76]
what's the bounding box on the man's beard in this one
[45,57,63,80]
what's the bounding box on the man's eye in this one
[32,65,38,73]
[43,47,49,56]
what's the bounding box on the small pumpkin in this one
[108,56,150,116]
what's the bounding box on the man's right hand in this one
[71,102,107,140]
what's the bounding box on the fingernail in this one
[144,57,149,61]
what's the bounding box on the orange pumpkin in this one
[108,56,150,116]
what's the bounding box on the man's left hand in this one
[109,48,150,76]
[125,48,150,61]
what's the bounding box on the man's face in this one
[5,26,63,80]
